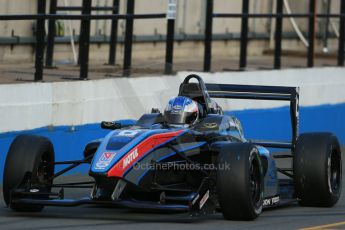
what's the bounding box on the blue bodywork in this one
[6,75,296,216]
[87,114,280,200]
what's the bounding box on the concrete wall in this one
[1,67,345,133]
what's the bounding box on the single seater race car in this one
[3,74,342,220]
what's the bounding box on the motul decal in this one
[123,148,138,169]
[107,130,184,177]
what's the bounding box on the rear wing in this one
[205,83,299,149]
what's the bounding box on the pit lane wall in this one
[1,67,345,179]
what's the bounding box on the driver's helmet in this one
[164,96,199,126]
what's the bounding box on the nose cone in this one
[90,129,145,174]
[89,129,185,177]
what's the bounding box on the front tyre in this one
[3,135,55,212]
[294,133,342,207]
[217,143,264,220]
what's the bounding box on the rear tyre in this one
[217,143,263,220]
[3,135,55,212]
[294,133,342,207]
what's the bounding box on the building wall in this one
[1,0,341,37]
[0,0,342,62]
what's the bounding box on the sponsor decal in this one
[171,105,183,114]
[203,122,218,129]
[263,195,280,207]
[173,105,182,110]
[229,119,236,127]
[30,189,40,193]
[166,0,177,20]
[117,130,140,137]
[123,148,139,169]
[95,152,116,169]
[199,190,210,209]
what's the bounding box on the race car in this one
[3,74,342,220]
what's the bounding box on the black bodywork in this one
[9,74,301,216]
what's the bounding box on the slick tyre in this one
[294,133,342,207]
[3,135,55,212]
[217,143,264,220]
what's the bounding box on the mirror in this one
[101,121,122,130]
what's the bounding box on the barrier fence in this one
[0,0,172,80]
[204,0,345,71]
[0,0,344,81]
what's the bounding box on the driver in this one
[164,96,199,126]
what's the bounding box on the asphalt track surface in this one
[0,150,344,230]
